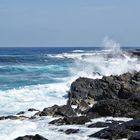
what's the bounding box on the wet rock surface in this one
[37,104,76,117]
[89,125,132,139]
[87,120,122,128]
[65,129,80,135]
[129,49,140,57]
[16,111,25,115]
[31,71,140,122]
[69,71,140,107]
[1,71,140,139]
[28,108,39,112]
[86,98,140,119]
[14,134,48,140]
[89,119,140,139]
[129,131,140,140]
[49,116,91,125]
[0,115,29,120]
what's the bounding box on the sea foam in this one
[0,82,68,116]
[70,37,140,79]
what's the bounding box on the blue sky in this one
[0,0,140,47]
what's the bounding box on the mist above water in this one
[70,37,140,79]
[102,36,121,54]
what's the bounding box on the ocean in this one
[0,46,140,140]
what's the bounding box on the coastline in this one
[1,70,140,140]
[0,48,139,140]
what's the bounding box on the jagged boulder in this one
[89,119,140,139]
[86,98,140,119]
[68,71,140,115]
[65,129,79,135]
[68,72,140,105]
[87,120,123,128]
[0,115,28,121]
[49,116,91,125]
[89,125,132,139]
[129,131,140,140]
[37,104,76,117]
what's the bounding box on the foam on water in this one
[0,82,68,115]
[71,50,85,53]
[47,38,140,80]
[70,38,140,79]
[0,116,131,140]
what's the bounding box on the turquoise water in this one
[0,47,139,90]
[0,47,76,90]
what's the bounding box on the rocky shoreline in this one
[1,71,140,140]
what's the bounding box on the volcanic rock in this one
[38,104,76,117]
[49,116,91,125]
[14,134,48,140]
[65,129,80,134]
[16,111,25,115]
[68,72,140,108]
[89,125,132,139]
[87,120,121,128]
[28,108,39,112]
[129,131,140,140]
[86,98,140,119]
[89,119,140,139]
[0,115,21,120]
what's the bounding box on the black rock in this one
[68,72,140,108]
[128,94,140,109]
[65,129,79,134]
[129,131,140,140]
[121,119,140,131]
[16,111,25,115]
[38,105,59,116]
[0,115,19,120]
[38,104,76,117]
[0,115,29,121]
[87,121,120,128]
[28,108,39,112]
[86,98,140,119]
[89,119,140,139]
[49,118,65,125]
[75,100,90,114]
[14,134,48,140]
[49,116,91,125]
[89,126,132,139]
[129,50,140,57]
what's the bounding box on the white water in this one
[0,82,69,116]
[0,116,131,140]
[70,37,140,79]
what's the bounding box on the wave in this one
[71,50,85,53]
[69,38,140,79]
[43,45,140,83]
[0,116,131,140]
[0,64,67,74]
[47,52,102,60]
[0,82,69,116]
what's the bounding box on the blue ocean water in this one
[0,47,89,90]
[0,47,138,90]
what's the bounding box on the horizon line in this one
[0,46,140,48]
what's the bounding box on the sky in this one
[0,0,140,47]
